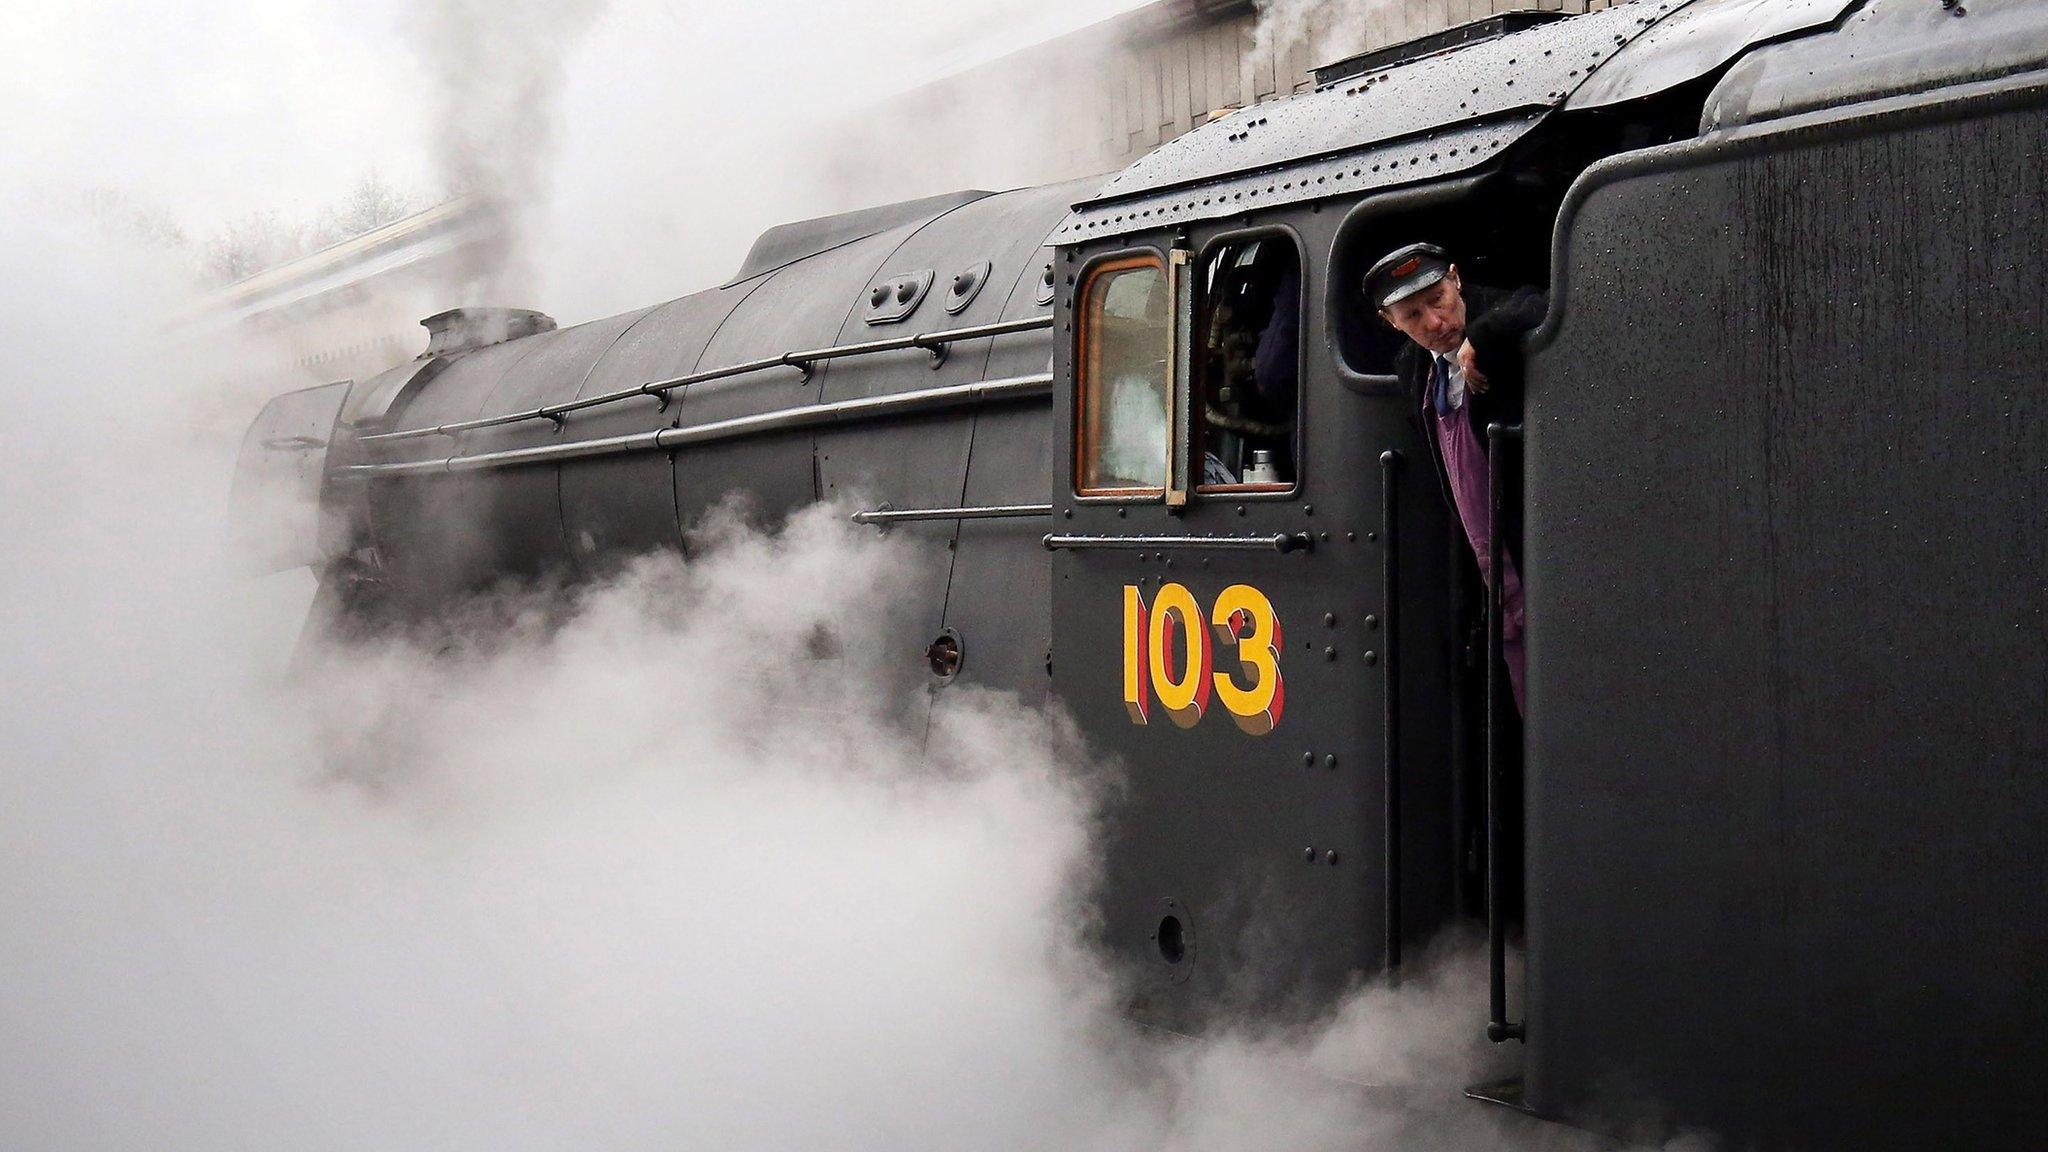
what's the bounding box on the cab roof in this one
[1054,0,1856,244]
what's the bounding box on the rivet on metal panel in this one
[1304,847,1317,863]
[1324,754,1337,771]
[1325,850,1339,866]
[1303,505,1313,515]
[1365,615,1379,631]
[1325,647,1338,661]
[1303,751,1315,767]
[1236,505,1246,516]
[1365,651,1379,666]
[1323,613,1337,628]
[1367,531,1379,542]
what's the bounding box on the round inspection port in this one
[924,629,963,682]
[1149,897,1195,983]
[1156,915,1186,964]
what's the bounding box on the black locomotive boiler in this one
[235,1,2048,1147]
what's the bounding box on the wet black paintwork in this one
[1525,75,2048,1150]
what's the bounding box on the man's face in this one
[1379,266,1466,355]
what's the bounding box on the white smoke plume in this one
[1251,0,1427,71]
[415,0,611,304]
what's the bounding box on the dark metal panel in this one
[342,357,442,428]
[454,310,655,578]
[1702,0,2048,131]
[559,290,750,565]
[364,473,516,609]
[934,408,1055,706]
[673,223,912,532]
[923,181,1093,706]
[362,333,553,601]
[1047,206,1465,1031]
[814,184,1071,630]
[1523,81,2048,1148]
[374,338,540,466]
[818,186,1068,405]
[1565,0,1856,110]
[814,184,1065,700]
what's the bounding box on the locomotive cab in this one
[1046,5,1739,1034]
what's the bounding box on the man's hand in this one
[1456,340,1489,393]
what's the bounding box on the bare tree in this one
[203,210,307,284]
[202,173,422,284]
[310,172,416,249]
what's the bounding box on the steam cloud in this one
[417,0,611,305]
[1251,0,1425,72]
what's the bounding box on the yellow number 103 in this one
[1122,583,1286,735]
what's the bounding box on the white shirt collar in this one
[1436,353,1467,411]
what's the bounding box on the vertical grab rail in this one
[1379,450,1403,976]
[1485,422,1526,1044]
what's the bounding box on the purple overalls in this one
[1429,355,1526,714]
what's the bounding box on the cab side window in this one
[1076,255,1170,496]
[1196,238,1299,491]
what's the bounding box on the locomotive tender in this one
[236,1,2048,1147]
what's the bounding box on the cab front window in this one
[1195,236,1300,492]
[1076,255,1169,496]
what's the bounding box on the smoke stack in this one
[420,306,555,357]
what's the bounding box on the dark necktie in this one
[1431,355,1452,417]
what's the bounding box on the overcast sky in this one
[0,0,1158,239]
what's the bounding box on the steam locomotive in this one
[235,1,2047,1147]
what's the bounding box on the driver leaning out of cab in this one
[1367,242,1545,714]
